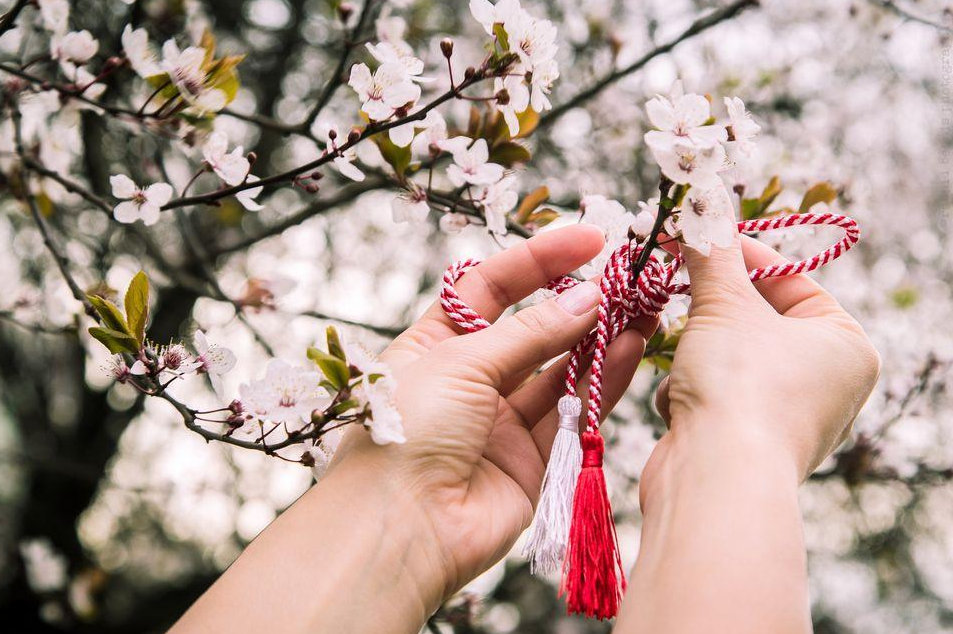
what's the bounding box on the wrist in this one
[308,454,451,629]
[640,413,801,514]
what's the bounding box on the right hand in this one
[646,232,881,496]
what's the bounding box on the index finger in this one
[382,224,605,368]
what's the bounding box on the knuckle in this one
[511,305,554,336]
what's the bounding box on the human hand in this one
[646,232,881,498]
[326,224,657,616]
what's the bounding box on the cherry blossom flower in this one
[121,25,162,78]
[631,199,659,240]
[470,0,522,36]
[322,126,366,182]
[194,330,236,398]
[348,62,420,122]
[649,140,726,189]
[471,0,559,134]
[723,96,761,173]
[579,194,638,275]
[440,137,505,186]
[502,6,558,71]
[495,74,530,137]
[202,131,250,186]
[37,0,69,35]
[51,31,99,65]
[343,336,405,445]
[160,343,201,375]
[160,40,227,115]
[410,111,447,156]
[439,213,469,234]
[235,175,264,211]
[677,183,736,256]
[644,85,727,151]
[106,356,132,383]
[238,360,329,430]
[391,187,430,223]
[474,174,518,234]
[365,41,425,77]
[109,174,173,226]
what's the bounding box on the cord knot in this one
[581,431,604,468]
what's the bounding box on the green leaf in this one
[516,185,549,223]
[798,182,837,213]
[124,271,149,345]
[514,108,539,139]
[373,133,412,178]
[330,399,360,416]
[489,141,531,167]
[526,207,559,228]
[307,347,351,391]
[740,176,783,220]
[88,326,140,354]
[87,295,130,335]
[493,23,510,51]
[326,326,346,361]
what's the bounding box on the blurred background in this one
[0,0,952,631]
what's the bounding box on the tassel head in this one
[561,431,626,620]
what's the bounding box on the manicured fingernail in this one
[556,281,601,315]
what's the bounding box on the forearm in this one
[615,421,812,634]
[171,457,445,634]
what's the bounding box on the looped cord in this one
[440,213,860,432]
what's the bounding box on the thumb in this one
[681,231,758,311]
[452,280,602,387]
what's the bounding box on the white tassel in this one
[522,394,583,575]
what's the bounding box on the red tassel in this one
[560,431,626,619]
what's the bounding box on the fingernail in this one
[556,281,601,316]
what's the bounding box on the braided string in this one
[440,213,860,432]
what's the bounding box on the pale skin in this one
[173,223,880,634]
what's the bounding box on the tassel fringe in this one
[561,431,626,620]
[522,395,582,575]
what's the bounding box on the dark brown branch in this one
[867,0,953,33]
[161,67,490,210]
[301,0,381,131]
[0,0,30,37]
[538,0,760,130]
[11,103,98,321]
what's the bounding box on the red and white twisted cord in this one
[440,213,860,432]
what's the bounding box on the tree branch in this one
[538,0,760,129]
[301,0,381,131]
[867,0,953,33]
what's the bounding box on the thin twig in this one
[301,0,380,131]
[0,0,29,37]
[160,67,491,210]
[11,102,98,320]
[867,0,953,33]
[538,0,760,129]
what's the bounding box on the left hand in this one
[329,224,656,612]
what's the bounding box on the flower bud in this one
[305,182,321,194]
[347,129,360,144]
[440,38,454,58]
[246,151,257,165]
[328,128,337,141]
[464,66,476,81]
[495,89,510,105]
[338,2,355,21]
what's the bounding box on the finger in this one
[681,227,760,312]
[382,225,605,368]
[452,280,603,388]
[739,236,844,318]
[531,329,648,457]
[505,313,657,423]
